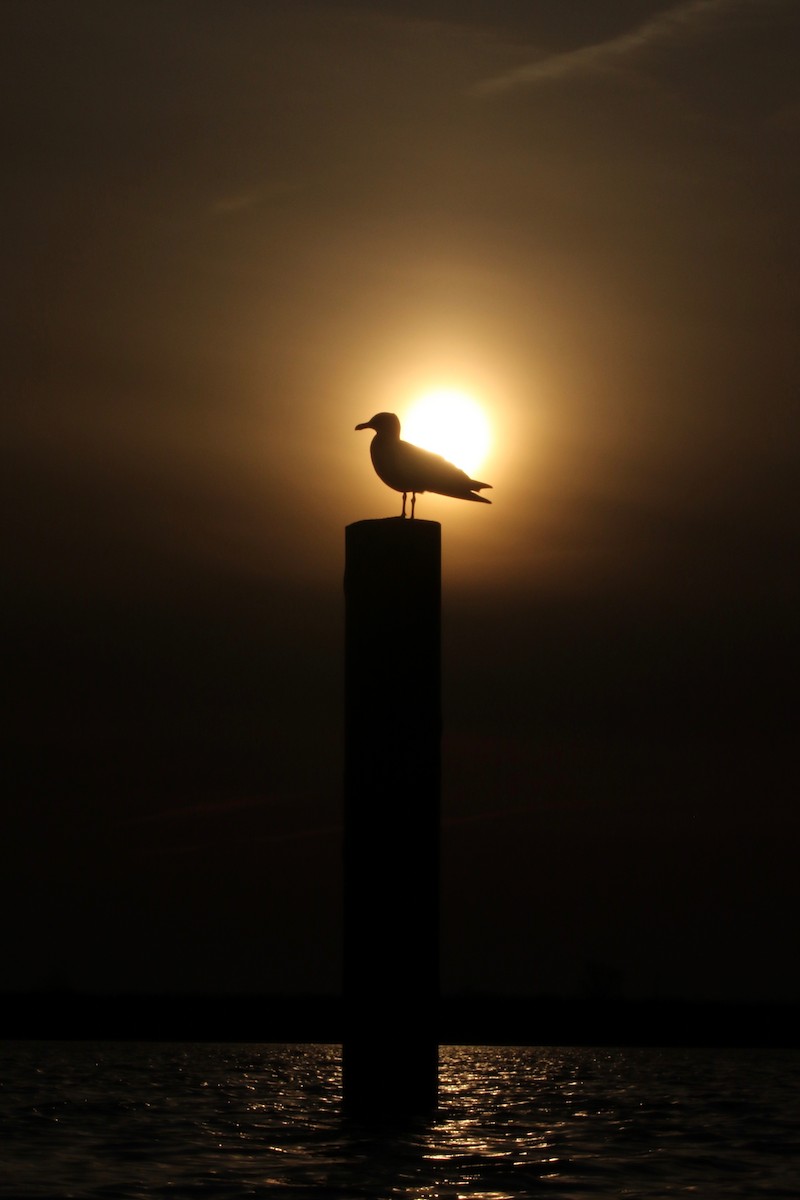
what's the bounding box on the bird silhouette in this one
[355,412,492,518]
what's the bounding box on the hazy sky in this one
[4,1,799,1007]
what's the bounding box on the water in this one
[2,1042,799,1198]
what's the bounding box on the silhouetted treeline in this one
[3,991,798,1048]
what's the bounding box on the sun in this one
[402,388,492,477]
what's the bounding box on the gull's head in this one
[355,412,401,438]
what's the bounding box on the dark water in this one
[2,1042,799,1198]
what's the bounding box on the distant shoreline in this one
[3,993,798,1048]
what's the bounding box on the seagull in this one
[355,412,492,518]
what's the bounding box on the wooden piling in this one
[343,517,441,1119]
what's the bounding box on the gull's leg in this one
[401,492,407,518]
[411,492,416,519]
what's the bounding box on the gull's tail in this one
[449,480,492,504]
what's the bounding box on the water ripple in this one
[1,1043,798,1198]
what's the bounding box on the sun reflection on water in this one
[2,1042,798,1199]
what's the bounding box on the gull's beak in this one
[355,420,372,431]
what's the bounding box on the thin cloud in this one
[143,823,341,858]
[472,0,776,94]
[210,192,260,215]
[207,181,300,218]
[125,795,276,826]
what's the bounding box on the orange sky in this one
[6,0,798,600]
[3,1,799,1004]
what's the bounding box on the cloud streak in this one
[472,0,780,94]
[125,796,274,826]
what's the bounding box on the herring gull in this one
[355,412,492,518]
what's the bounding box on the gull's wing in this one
[374,437,491,501]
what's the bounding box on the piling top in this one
[345,518,441,601]
[347,516,440,533]
[346,516,440,557]
[347,518,440,525]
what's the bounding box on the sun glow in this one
[402,388,492,477]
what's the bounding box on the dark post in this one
[343,517,441,1119]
